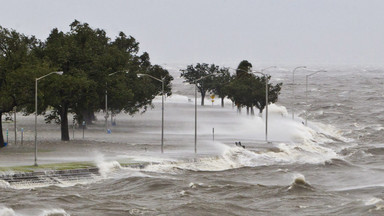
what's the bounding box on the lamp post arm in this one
[137,73,166,153]
[137,73,163,83]
[305,70,326,126]
[261,66,277,73]
[292,66,306,120]
[36,71,63,81]
[34,71,63,166]
[194,71,219,83]
[109,70,129,77]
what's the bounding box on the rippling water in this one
[1,66,384,215]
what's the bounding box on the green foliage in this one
[180,63,219,106]
[227,60,282,113]
[210,67,232,107]
[37,20,174,140]
[0,20,174,142]
[236,60,252,77]
[0,26,51,146]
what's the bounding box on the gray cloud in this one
[1,0,383,66]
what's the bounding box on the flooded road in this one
[1,66,384,215]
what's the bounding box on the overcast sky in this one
[1,0,383,67]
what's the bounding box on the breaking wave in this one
[143,139,340,173]
[40,208,70,216]
[0,207,16,216]
[286,173,314,192]
[0,207,70,216]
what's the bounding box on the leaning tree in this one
[227,60,282,115]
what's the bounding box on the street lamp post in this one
[105,81,108,133]
[105,71,128,133]
[35,71,63,166]
[194,73,217,154]
[231,66,276,143]
[250,66,276,143]
[305,70,326,126]
[292,66,306,120]
[137,73,165,153]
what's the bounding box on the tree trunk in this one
[0,112,4,147]
[80,109,95,125]
[221,97,224,107]
[246,106,250,115]
[251,107,255,116]
[200,91,206,106]
[60,105,70,141]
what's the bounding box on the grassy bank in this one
[0,161,95,173]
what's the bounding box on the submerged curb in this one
[0,162,149,187]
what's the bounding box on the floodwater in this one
[1,66,384,216]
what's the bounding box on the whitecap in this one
[0,180,10,189]
[0,207,16,216]
[39,208,70,216]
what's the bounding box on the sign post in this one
[82,121,86,139]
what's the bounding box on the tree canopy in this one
[0,20,173,144]
[227,60,282,114]
[180,63,230,106]
[180,60,282,114]
[0,26,51,146]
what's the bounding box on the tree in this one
[0,20,173,143]
[41,20,173,140]
[180,63,218,106]
[227,60,282,114]
[210,67,232,107]
[0,26,49,146]
[236,60,252,76]
[42,22,100,141]
[252,75,282,114]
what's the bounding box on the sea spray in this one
[292,173,307,185]
[95,156,122,178]
[0,180,10,189]
[287,173,314,191]
[0,207,16,216]
[39,208,70,216]
[365,197,384,212]
[143,139,340,174]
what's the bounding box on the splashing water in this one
[0,207,16,216]
[94,154,122,178]
[39,208,70,216]
[142,137,340,174]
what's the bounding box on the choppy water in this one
[1,66,384,215]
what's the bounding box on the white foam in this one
[152,94,190,104]
[39,208,70,216]
[143,139,339,173]
[189,182,203,188]
[365,197,384,211]
[0,180,10,189]
[365,197,383,206]
[265,141,339,164]
[0,207,16,216]
[93,153,122,178]
[292,173,306,183]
